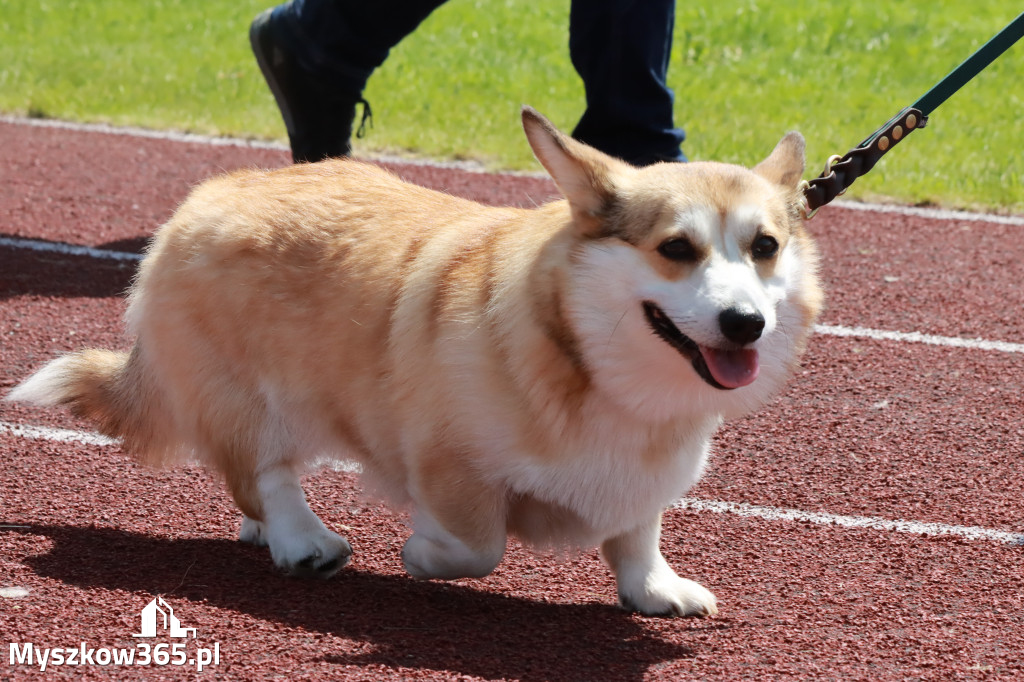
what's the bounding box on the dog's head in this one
[523,107,823,420]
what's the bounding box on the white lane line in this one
[0,420,357,470]
[0,236,143,262]
[833,200,1024,227]
[814,324,1024,354]
[3,114,1023,223]
[0,114,289,152]
[313,457,362,474]
[0,114,490,173]
[2,420,1022,545]
[674,497,1024,546]
[0,421,117,447]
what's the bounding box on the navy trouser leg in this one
[274,0,448,95]
[569,0,685,165]
[266,0,683,165]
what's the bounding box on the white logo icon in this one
[132,597,197,639]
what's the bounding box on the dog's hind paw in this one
[619,572,718,618]
[401,530,503,580]
[239,516,268,547]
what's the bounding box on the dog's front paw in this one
[618,568,718,618]
[268,526,353,579]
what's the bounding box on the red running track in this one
[1,119,1022,681]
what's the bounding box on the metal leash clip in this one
[800,108,926,219]
[800,155,842,219]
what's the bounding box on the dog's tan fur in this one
[9,108,821,616]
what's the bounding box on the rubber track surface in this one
[1,121,1022,681]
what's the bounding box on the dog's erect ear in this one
[753,132,806,189]
[522,106,630,234]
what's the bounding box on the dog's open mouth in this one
[642,301,759,390]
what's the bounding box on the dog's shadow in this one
[12,524,698,681]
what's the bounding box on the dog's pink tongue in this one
[699,346,760,388]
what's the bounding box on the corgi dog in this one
[8,107,821,617]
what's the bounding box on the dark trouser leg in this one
[273,0,449,95]
[568,0,685,166]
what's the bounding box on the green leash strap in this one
[801,12,1024,218]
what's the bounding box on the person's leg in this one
[568,0,686,166]
[251,0,447,162]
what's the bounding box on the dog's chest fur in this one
[495,412,719,545]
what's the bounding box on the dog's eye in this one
[657,238,698,262]
[751,235,779,260]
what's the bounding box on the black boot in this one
[250,8,371,163]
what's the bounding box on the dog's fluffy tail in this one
[7,348,176,463]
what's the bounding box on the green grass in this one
[1,0,1021,212]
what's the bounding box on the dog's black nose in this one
[719,307,765,345]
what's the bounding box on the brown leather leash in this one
[800,12,1024,219]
